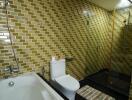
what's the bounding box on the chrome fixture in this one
[8,81,15,87]
[5,0,9,6]
[128,0,132,3]
[0,0,9,8]
[4,66,19,74]
[65,56,74,62]
[4,0,20,73]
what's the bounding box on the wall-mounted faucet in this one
[4,65,19,74]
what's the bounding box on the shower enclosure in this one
[80,6,132,100]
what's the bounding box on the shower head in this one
[0,0,9,8]
[4,0,9,7]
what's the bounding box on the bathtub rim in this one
[0,72,66,100]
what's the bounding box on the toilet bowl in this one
[50,58,80,100]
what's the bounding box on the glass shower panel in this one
[110,9,132,76]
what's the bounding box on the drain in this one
[8,81,15,87]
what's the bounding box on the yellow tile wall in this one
[108,8,132,100]
[0,0,132,99]
[109,8,132,75]
[0,0,16,78]
[0,0,111,80]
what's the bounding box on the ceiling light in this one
[117,0,131,9]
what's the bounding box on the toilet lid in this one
[55,75,80,91]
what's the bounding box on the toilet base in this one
[50,80,76,100]
[62,89,76,100]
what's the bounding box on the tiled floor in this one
[77,69,131,100]
[76,85,115,100]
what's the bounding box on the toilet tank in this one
[50,59,66,80]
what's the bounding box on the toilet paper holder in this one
[51,56,74,62]
[65,56,74,62]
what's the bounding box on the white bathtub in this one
[0,72,64,100]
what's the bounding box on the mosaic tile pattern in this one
[0,0,111,80]
[0,0,17,78]
[0,0,131,99]
[108,8,132,100]
[109,8,132,76]
[77,85,115,100]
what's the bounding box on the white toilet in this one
[50,58,80,100]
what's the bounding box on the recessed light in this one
[117,0,131,9]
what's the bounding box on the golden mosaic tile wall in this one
[0,0,132,98]
[108,8,132,100]
[0,0,111,80]
[0,0,16,78]
[109,8,132,75]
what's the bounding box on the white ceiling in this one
[89,0,132,11]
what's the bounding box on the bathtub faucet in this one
[4,65,19,74]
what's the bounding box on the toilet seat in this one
[55,75,80,91]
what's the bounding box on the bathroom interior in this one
[0,0,132,100]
